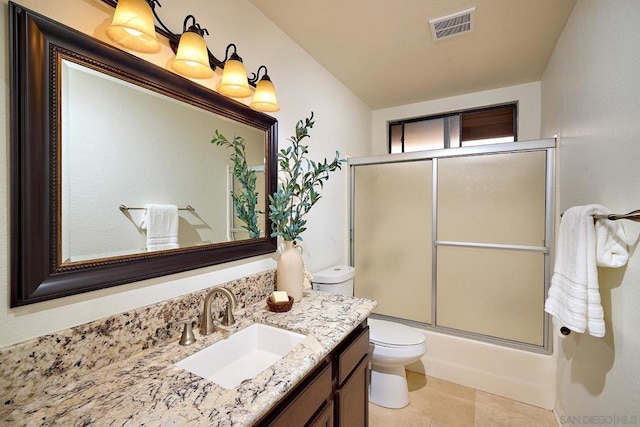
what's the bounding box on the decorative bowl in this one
[266,295,294,313]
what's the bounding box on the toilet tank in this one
[312,265,355,296]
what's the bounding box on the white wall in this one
[0,0,371,348]
[541,0,640,421]
[372,82,541,154]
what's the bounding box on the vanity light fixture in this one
[172,16,214,79]
[103,0,280,112]
[217,44,252,98]
[105,0,160,53]
[250,66,280,112]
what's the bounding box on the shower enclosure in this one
[350,139,555,352]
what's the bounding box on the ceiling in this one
[248,0,577,110]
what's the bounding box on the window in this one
[389,104,517,153]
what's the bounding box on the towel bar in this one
[119,204,195,212]
[561,209,640,223]
[592,209,640,223]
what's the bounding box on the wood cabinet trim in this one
[336,355,369,427]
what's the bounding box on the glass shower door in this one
[435,151,548,345]
[352,160,432,323]
[350,140,554,351]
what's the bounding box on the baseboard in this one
[553,403,565,427]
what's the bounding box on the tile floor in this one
[369,371,558,427]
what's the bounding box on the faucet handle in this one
[177,319,197,346]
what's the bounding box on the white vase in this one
[276,240,304,301]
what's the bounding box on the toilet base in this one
[369,365,410,409]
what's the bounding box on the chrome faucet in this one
[200,287,237,335]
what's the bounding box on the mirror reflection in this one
[60,60,266,263]
[10,3,277,306]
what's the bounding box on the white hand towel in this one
[140,204,179,251]
[544,204,627,338]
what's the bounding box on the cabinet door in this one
[336,355,369,427]
[268,362,332,427]
[309,400,334,427]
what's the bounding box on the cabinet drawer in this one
[309,400,334,427]
[337,326,369,385]
[269,362,332,427]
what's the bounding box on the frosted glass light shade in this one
[250,76,280,112]
[172,31,214,79]
[218,58,252,98]
[106,0,160,53]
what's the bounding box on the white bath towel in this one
[544,205,628,337]
[595,215,629,268]
[140,204,179,251]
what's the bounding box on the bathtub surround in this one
[0,273,376,425]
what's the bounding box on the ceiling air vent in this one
[429,7,475,41]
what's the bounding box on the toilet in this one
[312,265,427,409]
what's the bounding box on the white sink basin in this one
[175,323,306,389]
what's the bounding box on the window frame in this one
[388,103,518,154]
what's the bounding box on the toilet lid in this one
[368,318,425,347]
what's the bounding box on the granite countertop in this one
[10,290,376,426]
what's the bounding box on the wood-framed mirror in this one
[9,3,278,306]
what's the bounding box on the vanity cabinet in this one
[256,321,370,427]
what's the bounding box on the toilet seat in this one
[368,318,425,347]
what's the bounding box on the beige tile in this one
[415,374,476,401]
[370,371,475,427]
[369,372,556,427]
[369,371,435,426]
[410,373,476,427]
[474,390,557,427]
[369,401,433,427]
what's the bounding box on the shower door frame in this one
[349,139,556,354]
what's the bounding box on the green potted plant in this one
[268,112,345,300]
[211,132,261,239]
